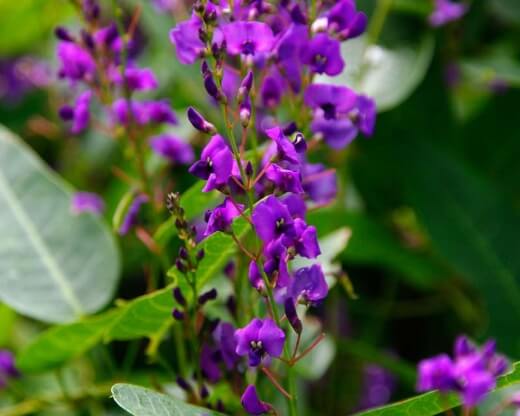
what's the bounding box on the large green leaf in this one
[17,217,251,373]
[354,362,520,416]
[0,126,120,323]
[112,383,225,416]
[401,142,520,354]
[318,34,434,112]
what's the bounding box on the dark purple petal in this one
[170,14,206,64]
[149,134,194,165]
[204,198,244,237]
[258,318,285,358]
[301,34,344,76]
[304,84,357,116]
[291,264,328,304]
[241,385,270,415]
[311,117,358,149]
[119,194,148,235]
[417,354,456,392]
[222,22,275,56]
[57,42,95,81]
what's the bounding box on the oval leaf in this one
[112,383,225,416]
[0,126,120,323]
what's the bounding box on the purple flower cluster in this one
[417,335,509,407]
[168,0,376,414]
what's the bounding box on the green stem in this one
[367,0,394,45]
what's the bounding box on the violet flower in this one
[213,322,239,370]
[235,318,285,366]
[429,0,468,27]
[0,350,19,389]
[290,264,328,305]
[110,67,159,92]
[203,198,244,237]
[149,134,194,165]
[241,385,270,415]
[222,22,275,56]
[417,335,509,407]
[265,126,299,165]
[301,34,344,76]
[326,0,367,40]
[71,192,105,215]
[57,42,95,81]
[189,134,236,192]
[59,90,92,134]
[302,162,337,204]
[252,195,296,244]
[169,14,206,64]
[119,194,148,235]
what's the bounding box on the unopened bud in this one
[175,258,187,273]
[293,132,307,153]
[55,27,74,42]
[173,287,187,306]
[172,308,185,321]
[176,376,192,392]
[187,107,217,134]
[290,4,307,24]
[196,249,205,261]
[198,288,218,305]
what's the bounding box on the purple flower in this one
[261,71,285,109]
[265,164,304,194]
[235,318,285,366]
[326,0,367,39]
[149,134,194,165]
[57,42,95,81]
[189,135,236,192]
[59,90,92,134]
[222,22,275,56]
[417,335,509,407]
[302,163,337,204]
[71,192,105,215]
[356,364,396,411]
[204,198,244,237]
[429,0,468,27]
[290,264,328,305]
[200,344,221,383]
[111,67,158,91]
[241,385,270,415]
[119,194,148,235]
[169,14,206,64]
[311,117,358,149]
[291,219,321,258]
[213,322,239,370]
[301,34,344,76]
[94,23,123,52]
[263,239,291,288]
[304,84,357,119]
[252,195,295,243]
[265,126,299,165]
[111,99,177,126]
[0,350,19,389]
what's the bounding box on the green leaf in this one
[0,126,120,323]
[318,34,434,112]
[491,0,520,25]
[112,383,225,416]
[354,362,520,416]
[18,217,251,373]
[154,182,221,246]
[402,142,520,354]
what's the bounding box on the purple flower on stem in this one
[71,192,105,215]
[290,264,328,305]
[59,90,92,134]
[149,134,194,165]
[417,335,509,408]
[301,34,344,76]
[0,350,19,389]
[263,239,291,288]
[119,194,148,235]
[169,14,206,64]
[222,22,275,56]
[326,0,367,40]
[111,67,158,91]
[252,195,295,243]
[203,198,244,237]
[235,318,285,366]
[304,84,357,119]
[57,42,95,81]
[265,164,304,194]
[241,385,270,415]
[291,219,321,258]
[200,344,221,383]
[302,162,337,204]
[265,126,299,165]
[429,0,468,27]
[189,135,235,192]
[213,322,239,370]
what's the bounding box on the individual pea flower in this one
[203,198,244,237]
[213,322,240,370]
[111,99,178,126]
[290,218,321,259]
[301,33,344,76]
[0,350,19,389]
[70,191,105,215]
[187,107,217,134]
[325,0,368,40]
[200,344,222,383]
[109,67,159,92]
[56,41,95,82]
[221,22,275,57]
[265,164,304,194]
[290,264,329,305]
[260,71,285,109]
[241,385,271,415]
[235,318,285,367]
[169,14,207,64]
[252,195,296,244]
[119,194,148,235]
[265,127,300,165]
[59,90,92,134]
[189,135,237,192]
[428,0,468,27]
[149,134,194,165]
[417,335,509,408]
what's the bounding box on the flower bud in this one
[81,30,95,50]
[245,161,254,177]
[293,132,307,153]
[176,376,192,392]
[200,385,209,399]
[187,107,217,134]
[173,287,187,306]
[59,106,74,121]
[283,122,298,136]
[290,4,307,24]
[284,297,302,334]
[55,27,74,42]
[204,72,225,103]
[201,60,210,76]
[175,258,187,273]
[172,308,185,321]
[239,96,251,128]
[237,71,254,101]
[196,249,205,261]
[198,288,218,305]
[178,247,189,260]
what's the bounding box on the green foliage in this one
[112,384,225,416]
[0,126,120,323]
